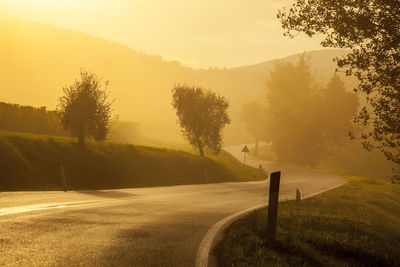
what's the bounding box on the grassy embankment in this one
[0,130,263,191]
[214,175,400,266]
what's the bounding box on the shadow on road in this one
[76,190,136,199]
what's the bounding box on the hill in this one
[0,20,353,144]
[0,130,264,191]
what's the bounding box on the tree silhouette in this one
[172,85,230,157]
[240,102,265,156]
[265,56,358,166]
[278,0,400,181]
[57,69,117,145]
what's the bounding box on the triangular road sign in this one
[242,145,249,153]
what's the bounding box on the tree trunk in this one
[197,137,205,157]
[78,129,85,146]
[254,138,259,157]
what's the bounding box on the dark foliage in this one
[265,56,358,166]
[278,0,400,182]
[57,69,117,144]
[0,102,64,136]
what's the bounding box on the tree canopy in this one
[265,56,358,166]
[172,85,230,156]
[278,0,400,181]
[0,102,64,136]
[57,69,117,144]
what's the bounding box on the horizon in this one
[2,18,334,71]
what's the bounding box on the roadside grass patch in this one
[0,130,263,191]
[214,176,400,266]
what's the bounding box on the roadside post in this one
[60,160,67,192]
[241,145,249,165]
[267,171,281,243]
[296,188,301,201]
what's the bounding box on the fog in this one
[0,1,395,178]
[0,0,321,68]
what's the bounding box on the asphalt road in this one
[0,145,347,266]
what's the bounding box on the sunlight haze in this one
[0,0,322,68]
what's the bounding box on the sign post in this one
[267,171,281,243]
[241,145,249,165]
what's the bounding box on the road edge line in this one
[194,204,266,267]
[194,180,348,267]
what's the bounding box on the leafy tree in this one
[265,56,358,166]
[172,85,230,157]
[57,69,117,145]
[278,0,400,181]
[240,102,265,156]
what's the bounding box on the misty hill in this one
[0,20,354,144]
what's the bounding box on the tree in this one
[278,0,400,181]
[265,56,358,166]
[57,69,117,145]
[240,102,265,156]
[172,85,230,156]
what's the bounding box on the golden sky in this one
[0,0,322,68]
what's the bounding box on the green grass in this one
[214,176,400,266]
[0,130,263,191]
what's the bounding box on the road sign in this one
[242,145,249,164]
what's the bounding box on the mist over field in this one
[0,20,352,143]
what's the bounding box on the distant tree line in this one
[0,102,64,136]
[278,0,400,182]
[241,56,359,167]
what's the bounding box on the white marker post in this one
[241,145,249,165]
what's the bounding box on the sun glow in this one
[6,0,83,8]
[0,0,322,68]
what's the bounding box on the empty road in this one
[0,145,347,266]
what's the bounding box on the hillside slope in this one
[0,20,352,144]
[0,130,263,191]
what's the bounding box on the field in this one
[214,175,400,266]
[0,130,263,191]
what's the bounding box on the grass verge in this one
[0,130,263,191]
[214,176,400,266]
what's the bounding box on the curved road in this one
[0,145,347,266]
